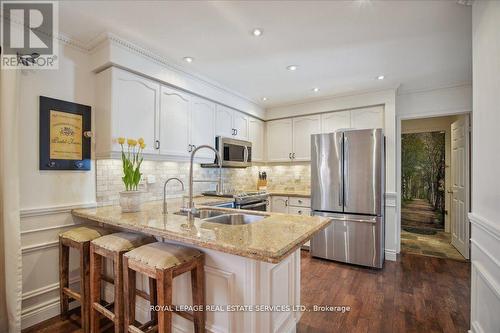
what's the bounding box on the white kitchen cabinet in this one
[292,115,321,161]
[191,97,216,159]
[266,119,293,162]
[249,118,265,162]
[159,86,191,157]
[271,196,289,213]
[287,206,311,216]
[233,111,249,140]
[216,105,249,140]
[96,67,160,157]
[321,110,351,133]
[350,106,384,129]
[215,104,234,138]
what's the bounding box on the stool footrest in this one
[62,287,81,302]
[93,302,116,322]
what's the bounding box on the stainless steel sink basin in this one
[174,209,226,219]
[203,213,265,225]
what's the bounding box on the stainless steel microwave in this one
[201,136,252,168]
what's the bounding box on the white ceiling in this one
[59,0,472,108]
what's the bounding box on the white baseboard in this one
[385,249,397,261]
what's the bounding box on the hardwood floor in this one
[298,251,470,333]
[23,251,470,333]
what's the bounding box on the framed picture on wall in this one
[39,96,92,170]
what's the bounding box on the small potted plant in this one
[118,137,145,212]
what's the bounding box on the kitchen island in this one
[72,197,330,333]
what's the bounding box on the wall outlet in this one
[146,175,156,184]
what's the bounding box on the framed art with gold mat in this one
[39,96,91,170]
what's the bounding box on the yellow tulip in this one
[140,143,146,149]
[138,137,144,145]
[127,139,137,147]
[117,137,125,145]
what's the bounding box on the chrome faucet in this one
[181,145,223,221]
[163,177,184,214]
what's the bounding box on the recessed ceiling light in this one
[312,87,320,92]
[183,57,194,63]
[252,28,263,37]
[262,97,268,101]
[287,65,298,71]
[376,75,385,80]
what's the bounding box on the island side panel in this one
[127,241,301,333]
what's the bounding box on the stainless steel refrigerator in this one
[310,129,385,268]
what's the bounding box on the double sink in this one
[175,208,266,225]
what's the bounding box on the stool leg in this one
[90,245,102,333]
[59,237,69,319]
[191,256,205,333]
[123,257,136,333]
[80,242,91,333]
[114,252,124,333]
[149,278,158,321]
[148,278,157,323]
[157,269,173,333]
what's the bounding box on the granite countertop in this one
[72,196,329,264]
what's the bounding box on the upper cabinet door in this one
[267,119,293,162]
[215,105,234,138]
[292,115,321,161]
[159,86,191,157]
[113,68,159,155]
[350,106,384,130]
[321,111,351,133]
[249,117,264,162]
[233,111,249,140]
[191,97,216,160]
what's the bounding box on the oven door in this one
[239,201,268,211]
[218,137,252,167]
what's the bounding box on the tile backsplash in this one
[96,160,311,206]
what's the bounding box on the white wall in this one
[470,2,500,333]
[397,84,472,119]
[18,42,97,329]
[266,89,399,260]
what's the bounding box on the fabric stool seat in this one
[60,226,110,243]
[124,242,203,270]
[91,231,151,252]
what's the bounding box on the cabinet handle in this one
[155,140,160,149]
[298,210,302,214]
[235,129,238,136]
[298,199,303,204]
[289,153,292,159]
[285,199,288,206]
[292,153,296,159]
[231,129,235,135]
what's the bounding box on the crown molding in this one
[396,81,472,96]
[267,86,399,110]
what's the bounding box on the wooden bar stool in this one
[59,226,111,333]
[90,232,153,333]
[123,242,205,333]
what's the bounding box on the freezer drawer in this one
[310,213,384,268]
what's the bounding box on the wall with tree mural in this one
[402,132,446,228]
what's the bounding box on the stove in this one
[202,190,269,211]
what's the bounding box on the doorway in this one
[400,114,470,261]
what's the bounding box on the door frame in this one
[396,111,472,254]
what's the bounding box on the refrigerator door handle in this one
[339,137,343,207]
[344,136,349,208]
